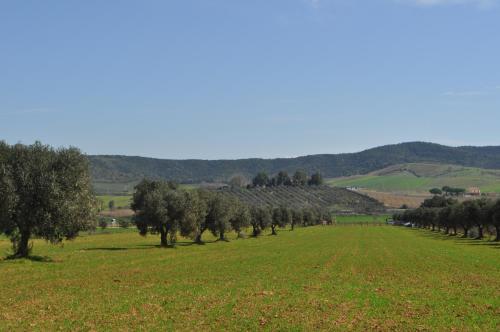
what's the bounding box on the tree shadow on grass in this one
[410,228,500,249]
[85,240,207,251]
[84,247,131,251]
[2,255,55,263]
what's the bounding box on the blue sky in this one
[1,0,499,159]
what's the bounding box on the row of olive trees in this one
[250,170,323,188]
[131,179,333,247]
[0,142,97,258]
[394,196,500,240]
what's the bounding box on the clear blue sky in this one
[1,0,499,159]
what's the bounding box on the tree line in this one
[249,170,324,188]
[132,179,333,247]
[429,186,466,196]
[0,141,334,257]
[393,195,500,241]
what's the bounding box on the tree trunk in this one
[476,225,483,239]
[444,227,449,235]
[495,226,500,241]
[195,233,203,244]
[452,227,457,236]
[160,228,168,247]
[291,223,295,231]
[431,224,435,231]
[219,231,224,241]
[195,227,206,244]
[271,225,277,235]
[252,225,259,237]
[462,227,469,238]
[14,231,31,258]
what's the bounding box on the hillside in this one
[89,142,500,194]
[327,163,500,194]
[218,186,385,213]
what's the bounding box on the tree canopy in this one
[0,141,97,258]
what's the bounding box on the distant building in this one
[467,187,481,196]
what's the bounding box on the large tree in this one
[132,179,182,247]
[250,206,271,237]
[179,189,208,244]
[271,207,284,235]
[252,172,269,187]
[229,200,251,238]
[276,171,292,186]
[292,170,308,186]
[206,193,234,241]
[308,172,324,186]
[0,141,97,258]
[452,201,477,238]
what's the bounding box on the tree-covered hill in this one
[89,142,500,194]
[328,163,500,194]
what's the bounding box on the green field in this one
[1,226,499,331]
[335,214,390,223]
[97,195,132,210]
[327,163,500,194]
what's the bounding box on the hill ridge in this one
[89,142,500,194]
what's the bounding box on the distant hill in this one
[89,142,500,194]
[218,186,385,213]
[327,163,500,194]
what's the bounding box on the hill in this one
[327,163,500,194]
[218,186,385,213]
[89,142,500,194]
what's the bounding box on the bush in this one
[98,218,108,229]
[118,218,131,228]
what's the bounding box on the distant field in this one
[97,195,132,211]
[358,190,430,209]
[1,226,498,331]
[335,214,390,223]
[327,163,500,194]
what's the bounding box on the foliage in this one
[429,188,442,195]
[252,172,269,187]
[308,171,324,186]
[293,170,308,186]
[0,141,97,258]
[131,179,181,247]
[98,218,108,229]
[394,197,500,240]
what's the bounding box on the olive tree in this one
[179,189,209,244]
[229,200,251,238]
[206,193,234,241]
[250,206,271,237]
[291,209,303,230]
[131,179,182,247]
[0,141,97,258]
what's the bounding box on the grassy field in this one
[97,195,132,211]
[327,163,500,194]
[335,214,390,224]
[1,226,499,331]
